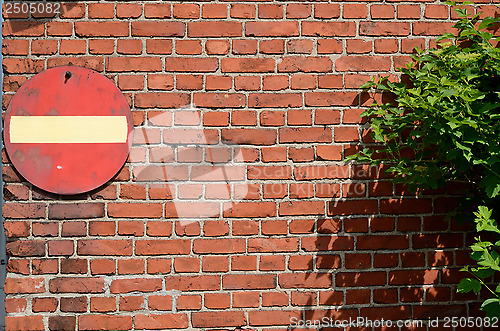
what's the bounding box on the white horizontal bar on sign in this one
[9,116,128,143]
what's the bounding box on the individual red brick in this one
[262,76,289,91]
[317,39,343,54]
[79,315,132,331]
[135,239,190,256]
[247,22,299,37]
[165,58,218,72]
[205,293,231,309]
[375,39,398,53]
[303,22,356,36]
[188,22,242,37]
[292,291,317,306]
[47,22,73,36]
[413,22,455,36]
[148,295,173,311]
[49,203,104,220]
[88,3,114,18]
[173,3,200,18]
[146,221,172,237]
[262,292,289,307]
[110,278,162,294]
[344,4,368,18]
[203,4,227,18]
[193,238,245,254]
[289,255,314,271]
[2,40,29,55]
[204,220,230,236]
[357,235,409,250]
[336,56,391,72]
[5,240,44,257]
[231,110,258,126]
[371,4,395,18]
[233,291,259,308]
[231,4,255,18]
[259,4,283,18]
[5,316,44,331]
[174,257,200,272]
[222,128,276,146]
[360,22,410,36]
[202,256,229,272]
[316,145,342,161]
[223,274,276,290]
[61,297,87,312]
[279,201,324,216]
[425,5,449,19]
[118,3,143,18]
[176,40,202,55]
[90,297,116,313]
[32,259,58,275]
[78,239,132,256]
[261,147,287,162]
[116,39,142,55]
[147,258,172,274]
[231,256,257,271]
[389,270,439,285]
[287,3,311,18]
[260,255,286,271]
[3,21,44,36]
[75,22,128,37]
[291,75,316,90]
[49,277,105,293]
[89,39,114,55]
[91,259,116,275]
[206,40,230,55]
[3,203,45,219]
[249,93,302,108]
[5,277,45,294]
[176,75,203,90]
[260,40,285,54]
[49,316,76,331]
[280,128,331,143]
[165,275,220,291]
[118,259,145,274]
[131,22,185,37]
[136,314,189,329]
[146,39,173,54]
[347,39,372,54]
[233,39,258,55]
[314,3,340,18]
[5,297,27,313]
[250,310,303,326]
[288,40,314,54]
[88,221,114,237]
[192,311,246,328]
[118,296,144,311]
[31,40,57,55]
[117,75,144,91]
[397,4,421,19]
[144,4,170,18]
[4,221,30,238]
[108,203,162,218]
[278,56,332,72]
[61,259,87,274]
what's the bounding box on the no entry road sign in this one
[4,66,134,195]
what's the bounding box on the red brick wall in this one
[2,1,493,330]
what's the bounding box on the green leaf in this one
[481,298,500,318]
[458,278,482,294]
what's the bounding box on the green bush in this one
[347,1,500,316]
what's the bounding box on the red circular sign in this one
[4,66,133,195]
